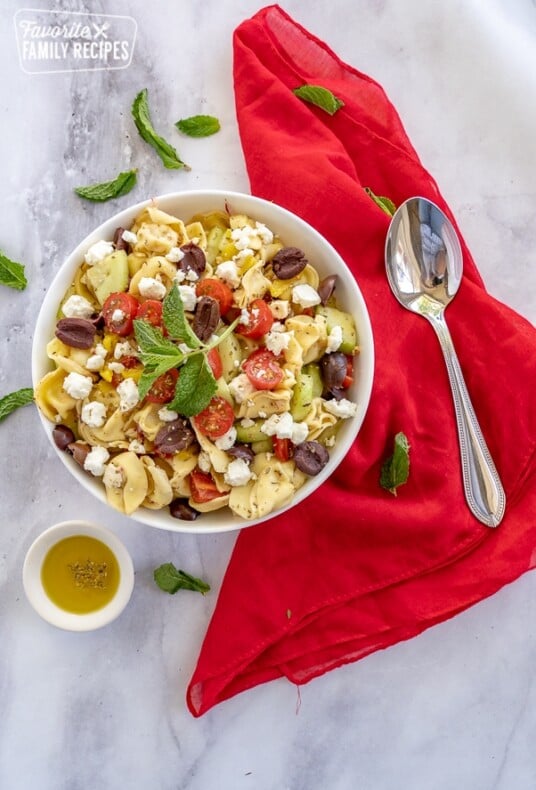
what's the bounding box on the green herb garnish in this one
[0,388,34,422]
[134,284,238,414]
[380,432,410,495]
[0,251,27,291]
[175,115,221,138]
[293,84,344,115]
[154,563,210,595]
[131,89,189,170]
[74,169,137,202]
[364,187,396,217]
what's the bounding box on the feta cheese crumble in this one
[128,439,146,454]
[265,328,293,355]
[111,308,126,323]
[80,400,107,428]
[197,451,212,473]
[103,463,124,489]
[83,446,110,477]
[215,260,240,289]
[61,295,94,319]
[84,240,114,265]
[114,341,137,360]
[158,407,178,422]
[62,372,93,400]
[292,283,321,309]
[326,325,343,353]
[166,246,185,263]
[229,374,256,404]
[224,457,253,487]
[214,426,237,451]
[138,276,167,300]
[177,284,197,312]
[117,378,140,412]
[323,398,358,418]
[260,412,309,444]
[121,230,138,245]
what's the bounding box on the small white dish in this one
[22,520,134,631]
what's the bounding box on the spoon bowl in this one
[385,196,506,528]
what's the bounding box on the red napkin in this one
[187,5,536,716]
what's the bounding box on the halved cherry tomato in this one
[273,437,292,462]
[342,355,354,389]
[102,292,139,336]
[243,348,284,390]
[146,368,179,404]
[235,298,274,339]
[120,355,141,369]
[196,278,234,315]
[136,299,163,328]
[189,468,222,503]
[207,348,223,379]
[193,396,235,439]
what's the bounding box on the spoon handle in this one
[428,314,506,527]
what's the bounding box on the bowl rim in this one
[32,189,375,534]
[22,520,135,631]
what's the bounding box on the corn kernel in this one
[100,368,113,382]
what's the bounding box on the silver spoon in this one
[385,196,505,527]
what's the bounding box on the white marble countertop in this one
[1,1,535,788]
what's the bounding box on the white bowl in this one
[32,190,374,533]
[22,520,134,631]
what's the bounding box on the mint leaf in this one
[0,251,27,291]
[169,354,217,417]
[131,89,189,170]
[74,169,137,202]
[293,84,344,115]
[154,563,210,595]
[364,187,396,217]
[0,388,33,422]
[380,432,410,495]
[133,319,184,391]
[175,115,221,138]
[162,284,201,348]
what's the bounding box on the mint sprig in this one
[0,251,27,291]
[154,563,210,595]
[175,115,221,138]
[134,286,239,415]
[364,187,396,217]
[131,89,189,170]
[74,169,137,202]
[168,353,217,417]
[293,84,344,115]
[380,432,410,495]
[0,388,34,422]
[162,284,200,348]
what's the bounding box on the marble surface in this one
[1,1,535,788]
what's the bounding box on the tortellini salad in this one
[36,204,360,522]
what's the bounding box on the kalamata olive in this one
[67,441,90,467]
[193,296,220,341]
[272,247,308,279]
[317,274,337,305]
[113,226,129,252]
[178,243,206,277]
[53,424,75,451]
[89,313,105,330]
[169,498,199,521]
[55,318,96,349]
[326,387,345,401]
[293,440,330,476]
[154,419,195,455]
[320,352,348,390]
[227,443,255,463]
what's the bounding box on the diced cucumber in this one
[235,420,266,443]
[290,363,323,421]
[251,438,273,454]
[217,331,243,382]
[85,250,129,306]
[215,376,233,405]
[316,305,358,354]
[206,226,225,265]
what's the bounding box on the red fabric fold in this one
[186,5,536,716]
